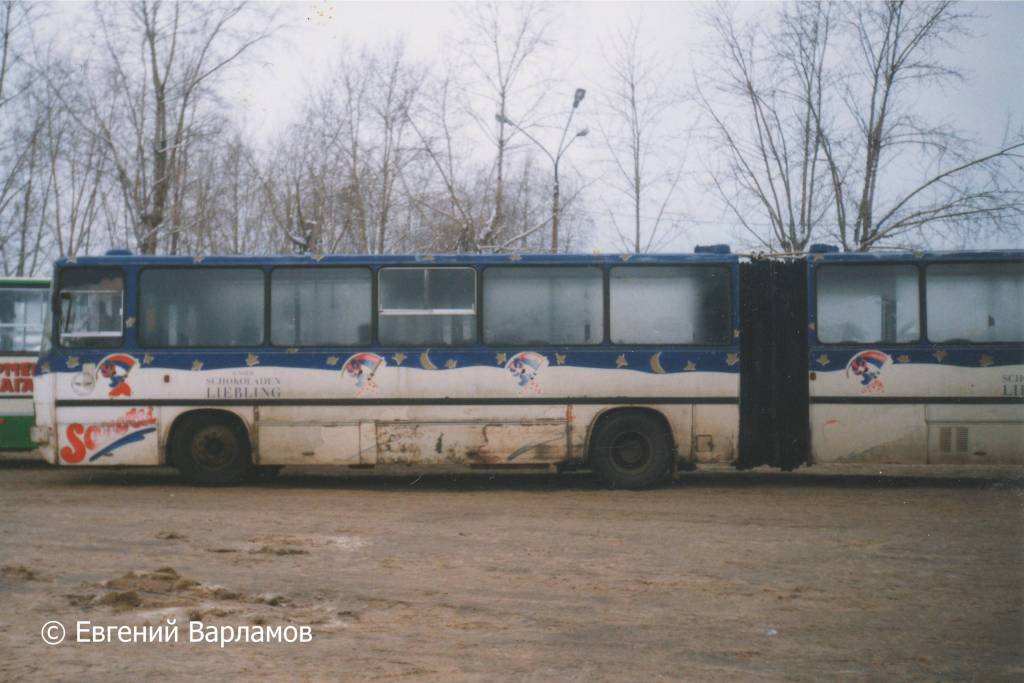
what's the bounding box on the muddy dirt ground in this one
[1,461,1022,682]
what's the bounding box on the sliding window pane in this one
[378,267,476,345]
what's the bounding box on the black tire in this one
[172,414,252,486]
[589,411,673,489]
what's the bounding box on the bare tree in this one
[599,17,688,253]
[459,1,553,243]
[825,0,1023,250]
[406,74,492,252]
[81,1,274,254]
[39,59,109,260]
[698,2,835,253]
[700,0,1023,252]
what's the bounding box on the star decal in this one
[246,353,260,367]
[816,354,830,367]
[191,360,204,371]
[393,352,406,366]
[615,354,628,368]
[726,353,739,367]
[932,349,947,363]
[495,352,507,365]
[555,353,566,366]
[326,356,339,366]
[445,359,458,369]
[143,353,154,365]
[684,360,697,371]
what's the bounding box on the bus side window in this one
[139,268,264,348]
[57,268,124,349]
[816,265,919,344]
[0,289,44,352]
[926,262,1024,343]
[610,266,731,344]
[271,268,371,346]
[483,266,603,346]
[378,267,476,346]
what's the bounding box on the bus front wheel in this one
[589,412,672,489]
[172,414,252,486]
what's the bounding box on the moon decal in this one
[420,350,437,370]
[649,352,667,375]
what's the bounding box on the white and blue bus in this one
[30,248,1023,485]
[32,250,740,486]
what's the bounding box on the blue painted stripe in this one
[47,348,743,374]
[808,347,1024,370]
[87,427,156,462]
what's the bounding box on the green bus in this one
[0,278,48,451]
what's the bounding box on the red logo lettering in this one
[60,424,87,463]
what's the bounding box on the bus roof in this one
[0,276,49,286]
[50,249,1023,269]
[52,252,741,268]
[809,249,1023,263]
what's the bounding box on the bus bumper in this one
[30,425,51,444]
[31,425,57,464]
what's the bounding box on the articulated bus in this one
[30,249,1024,486]
[0,278,48,451]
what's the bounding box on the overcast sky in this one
[46,1,1024,252]
[231,1,1024,142]
[210,1,1023,251]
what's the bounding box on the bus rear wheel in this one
[172,415,252,486]
[589,412,672,489]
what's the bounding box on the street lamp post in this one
[497,88,588,253]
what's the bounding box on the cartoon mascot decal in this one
[342,352,386,395]
[845,350,891,394]
[98,354,137,397]
[505,351,548,395]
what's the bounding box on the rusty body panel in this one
[375,421,567,465]
[234,403,731,470]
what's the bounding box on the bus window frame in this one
[922,259,1024,346]
[56,266,126,350]
[137,265,269,350]
[607,263,735,347]
[812,262,924,347]
[0,284,50,356]
[267,265,374,349]
[376,265,479,348]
